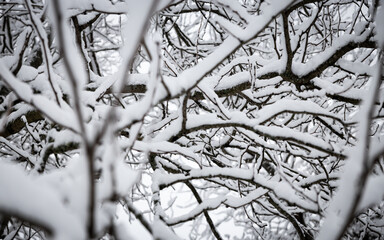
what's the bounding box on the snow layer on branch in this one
[0,163,85,240]
[317,54,383,240]
[292,30,372,77]
[313,77,365,99]
[16,65,38,82]
[0,61,80,132]
[253,99,343,124]
[154,167,318,212]
[116,0,294,131]
[358,175,384,212]
[375,3,384,47]
[152,218,181,240]
[184,110,343,157]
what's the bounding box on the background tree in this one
[0,0,383,239]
